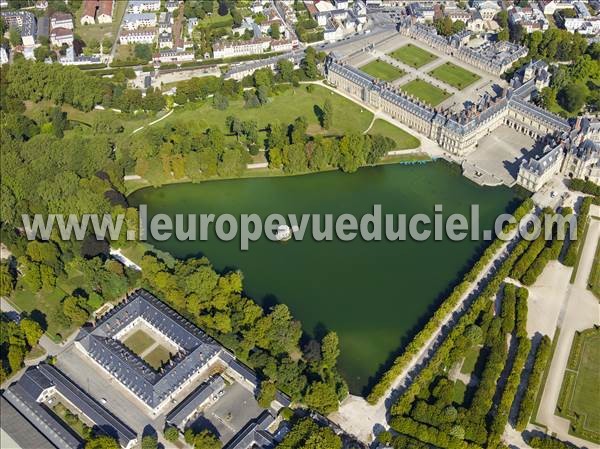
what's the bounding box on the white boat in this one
[275,225,299,242]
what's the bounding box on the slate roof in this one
[76,289,223,410]
[2,364,137,449]
[224,410,276,449]
[165,375,226,429]
[0,396,56,449]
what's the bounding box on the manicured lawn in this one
[453,380,467,404]
[52,402,90,438]
[557,328,600,443]
[429,62,481,90]
[368,119,420,150]
[122,329,155,355]
[144,345,173,370]
[588,238,600,300]
[163,85,374,139]
[400,79,451,107]
[360,59,405,82]
[460,346,481,375]
[388,44,438,68]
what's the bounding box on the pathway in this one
[330,229,523,442]
[534,210,600,447]
[131,108,174,135]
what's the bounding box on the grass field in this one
[400,79,451,107]
[52,402,90,438]
[453,380,467,404]
[144,345,173,370]
[368,119,420,150]
[122,329,155,355]
[360,59,405,82]
[429,62,481,90]
[389,44,438,68]
[556,328,600,443]
[460,346,481,375]
[163,84,374,140]
[588,238,600,300]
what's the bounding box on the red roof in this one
[99,0,113,17]
[50,27,73,37]
[81,0,113,19]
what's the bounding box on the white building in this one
[477,0,501,20]
[158,12,172,33]
[50,12,73,30]
[153,50,195,64]
[271,39,294,52]
[508,5,549,33]
[127,0,160,14]
[0,47,9,65]
[537,0,574,15]
[50,27,74,46]
[120,28,157,44]
[165,0,179,12]
[158,31,173,48]
[213,37,271,59]
[123,12,157,30]
[187,17,198,34]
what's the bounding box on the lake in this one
[129,161,519,394]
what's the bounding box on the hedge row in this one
[522,208,574,285]
[500,284,516,335]
[515,335,552,431]
[390,238,531,416]
[487,336,531,447]
[389,416,483,449]
[529,435,573,449]
[366,200,534,403]
[515,287,529,339]
[569,178,600,197]
[563,197,592,266]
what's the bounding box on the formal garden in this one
[360,59,406,82]
[429,62,482,91]
[389,44,438,69]
[400,79,452,107]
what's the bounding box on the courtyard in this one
[121,327,176,371]
[464,125,536,186]
[186,382,265,444]
[428,62,482,90]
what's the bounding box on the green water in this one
[129,161,519,394]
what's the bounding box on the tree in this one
[134,44,153,61]
[322,99,333,130]
[277,59,294,83]
[557,83,587,113]
[141,435,158,449]
[0,262,15,296]
[302,47,320,80]
[434,16,453,36]
[212,92,229,110]
[20,318,43,347]
[8,345,24,373]
[193,430,221,449]
[304,381,339,415]
[62,296,89,325]
[9,27,22,47]
[164,426,180,442]
[320,331,340,371]
[271,22,280,39]
[51,107,67,138]
[85,436,120,449]
[257,381,277,408]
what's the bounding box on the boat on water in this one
[275,225,299,242]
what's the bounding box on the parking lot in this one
[188,382,264,444]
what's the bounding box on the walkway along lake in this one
[129,161,521,394]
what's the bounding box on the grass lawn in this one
[389,44,438,68]
[429,62,481,90]
[122,329,155,355]
[368,119,420,150]
[11,286,77,342]
[360,59,405,82]
[453,380,467,404]
[400,79,451,107]
[144,345,173,370]
[587,237,600,300]
[556,328,600,443]
[52,402,89,438]
[25,345,47,361]
[163,84,374,140]
[460,346,481,375]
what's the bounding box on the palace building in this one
[325,49,597,192]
